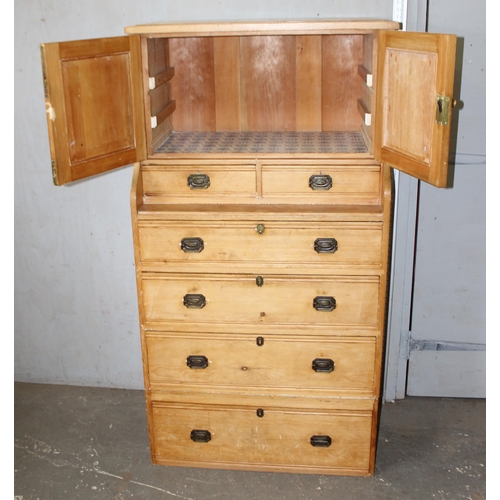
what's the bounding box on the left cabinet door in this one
[41,36,147,185]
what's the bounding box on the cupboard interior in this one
[144,33,376,156]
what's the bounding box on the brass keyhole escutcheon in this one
[256,223,265,234]
[435,94,451,125]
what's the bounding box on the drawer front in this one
[261,164,380,204]
[142,275,379,327]
[138,221,383,267]
[142,165,256,200]
[147,335,377,392]
[152,403,373,471]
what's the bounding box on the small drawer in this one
[151,402,373,473]
[141,164,256,202]
[261,163,381,204]
[147,334,377,392]
[138,221,383,270]
[141,274,379,327]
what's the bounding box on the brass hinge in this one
[40,44,49,99]
[435,95,451,126]
[51,160,58,185]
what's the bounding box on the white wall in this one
[14,1,393,389]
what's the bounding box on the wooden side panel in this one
[148,38,170,78]
[363,34,375,74]
[214,37,241,131]
[169,37,216,131]
[41,36,146,185]
[322,35,364,132]
[147,38,175,151]
[240,36,296,131]
[296,35,322,131]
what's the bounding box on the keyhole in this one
[438,99,443,113]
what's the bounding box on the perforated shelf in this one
[156,131,368,154]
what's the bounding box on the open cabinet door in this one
[41,36,147,185]
[375,31,456,187]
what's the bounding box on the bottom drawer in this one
[151,403,374,474]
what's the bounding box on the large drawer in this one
[146,334,377,392]
[151,402,373,474]
[137,221,383,270]
[141,274,380,328]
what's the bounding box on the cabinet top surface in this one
[124,19,400,35]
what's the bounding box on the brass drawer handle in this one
[309,174,332,191]
[314,238,338,254]
[181,237,204,253]
[186,355,209,369]
[190,429,211,443]
[310,435,332,448]
[256,336,264,346]
[187,173,210,190]
[312,358,335,373]
[256,408,264,418]
[313,296,336,312]
[183,294,206,309]
[256,276,264,287]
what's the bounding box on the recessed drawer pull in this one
[186,355,209,369]
[314,238,338,254]
[190,429,211,443]
[180,237,204,253]
[183,294,206,309]
[312,358,335,373]
[187,173,210,190]
[313,296,336,312]
[310,435,332,448]
[309,174,332,191]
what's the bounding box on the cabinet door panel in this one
[41,36,146,185]
[375,31,456,187]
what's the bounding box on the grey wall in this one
[383,0,486,400]
[14,1,394,389]
[405,0,486,396]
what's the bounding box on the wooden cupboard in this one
[41,19,456,475]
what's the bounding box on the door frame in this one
[383,0,426,402]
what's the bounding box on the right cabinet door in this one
[375,31,456,187]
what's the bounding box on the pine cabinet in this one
[41,19,456,475]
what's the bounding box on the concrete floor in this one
[14,382,486,500]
